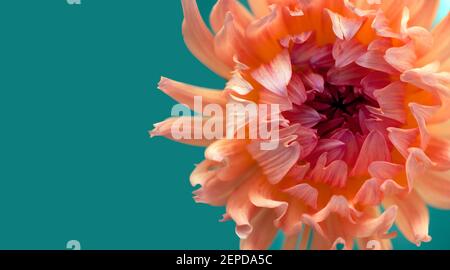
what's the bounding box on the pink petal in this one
[387,127,419,158]
[301,70,325,92]
[372,82,406,123]
[285,183,318,209]
[287,73,307,105]
[332,39,366,68]
[356,50,399,74]
[353,178,382,205]
[307,139,346,164]
[309,156,348,188]
[283,105,323,128]
[352,131,391,176]
[360,71,391,100]
[247,136,301,184]
[327,63,370,86]
[326,9,365,40]
[385,42,417,72]
[251,50,292,96]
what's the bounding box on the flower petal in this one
[158,77,227,111]
[181,0,232,78]
[247,136,301,184]
[210,0,253,33]
[352,131,391,176]
[384,190,431,246]
[251,50,292,96]
[326,9,364,40]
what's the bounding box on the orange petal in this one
[181,0,231,78]
[247,0,271,18]
[150,116,217,146]
[387,127,419,159]
[285,183,318,209]
[247,136,301,184]
[240,209,278,250]
[404,0,439,30]
[384,190,431,246]
[418,14,450,67]
[158,77,227,111]
[407,148,450,209]
[210,0,253,33]
[384,42,417,72]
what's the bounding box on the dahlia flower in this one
[151,0,450,250]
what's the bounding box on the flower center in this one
[305,83,379,137]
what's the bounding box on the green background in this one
[0,0,448,250]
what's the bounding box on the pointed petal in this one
[285,184,318,209]
[332,38,366,68]
[387,127,419,158]
[352,131,391,176]
[210,0,253,33]
[240,209,278,250]
[150,116,216,146]
[384,190,431,246]
[181,0,231,78]
[247,136,301,184]
[385,42,417,72]
[372,82,406,123]
[251,50,292,96]
[326,9,365,40]
[158,77,226,111]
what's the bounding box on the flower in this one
[151,0,450,250]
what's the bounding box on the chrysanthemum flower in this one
[151,0,450,250]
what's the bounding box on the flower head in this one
[152,0,450,250]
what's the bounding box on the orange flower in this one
[151,0,450,250]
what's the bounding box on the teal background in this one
[0,0,448,250]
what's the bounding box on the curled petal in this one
[210,0,253,33]
[285,183,318,209]
[247,136,301,184]
[387,127,419,159]
[287,73,308,105]
[401,62,450,96]
[353,178,382,206]
[371,82,406,123]
[352,131,391,176]
[309,156,348,188]
[385,42,417,72]
[226,70,254,95]
[354,206,398,240]
[240,209,278,250]
[384,190,431,246]
[251,50,292,96]
[407,148,450,209]
[326,9,364,40]
[181,0,231,78]
[332,38,366,68]
[308,195,362,225]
